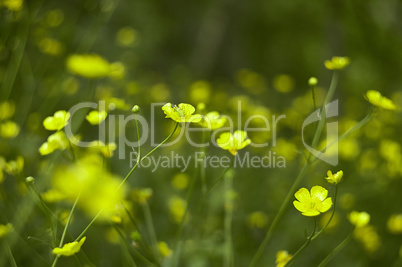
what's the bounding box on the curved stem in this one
[317,229,354,267]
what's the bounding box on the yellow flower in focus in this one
[348,211,370,228]
[162,103,201,123]
[39,131,69,155]
[324,56,350,70]
[86,110,107,125]
[247,211,268,228]
[52,237,86,256]
[0,223,12,238]
[43,110,70,131]
[276,250,292,267]
[387,214,402,234]
[66,54,124,79]
[217,130,251,156]
[325,170,343,184]
[0,101,15,120]
[293,186,333,216]
[158,241,172,258]
[88,141,116,157]
[0,0,23,11]
[0,121,20,138]
[198,111,227,130]
[365,90,396,110]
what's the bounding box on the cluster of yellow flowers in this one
[39,110,70,155]
[0,156,24,183]
[0,101,20,139]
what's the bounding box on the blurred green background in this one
[1,0,402,266]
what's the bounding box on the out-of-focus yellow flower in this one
[272,139,297,161]
[0,223,12,238]
[45,9,64,27]
[109,62,126,79]
[86,110,107,125]
[171,173,189,190]
[0,101,15,120]
[276,250,292,267]
[4,156,24,175]
[158,241,172,258]
[105,97,130,111]
[0,120,20,138]
[52,154,126,220]
[0,0,23,11]
[43,110,70,131]
[236,69,266,95]
[293,186,332,216]
[116,27,138,46]
[168,196,187,223]
[339,193,356,210]
[387,214,402,234]
[162,103,201,123]
[273,74,294,93]
[348,211,370,228]
[88,141,116,157]
[319,212,339,231]
[324,56,350,70]
[52,237,86,256]
[66,54,125,79]
[217,130,251,156]
[39,131,69,155]
[131,188,153,204]
[247,211,268,228]
[353,225,381,253]
[38,38,63,56]
[150,83,170,102]
[189,80,211,103]
[198,111,227,130]
[41,189,65,203]
[325,170,343,184]
[365,90,396,110]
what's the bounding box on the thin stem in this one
[317,230,354,267]
[284,218,317,267]
[135,114,141,163]
[312,185,338,240]
[75,209,103,242]
[223,170,234,267]
[249,71,340,267]
[142,201,161,261]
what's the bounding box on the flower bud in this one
[132,105,140,114]
[308,77,318,86]
[25,176,35,185]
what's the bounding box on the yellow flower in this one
[88,141,116,157]
[43,110,70,131]
[39,131,69,155]
[131,188,153,204]
[158,241,172,258]
[4,156,24,175]
[0,121,20,138]
[348,211,370,228]
[387,214,402,234]
[0,223,12,238]
[198,111,227,130]
[276,250,292,267]
[216,130,251,156]
[168,196,187,223]
[162,103,201,123]
[293,186,333,216]
[0,101,15,120]
[324,57,350,70]
[66,54,125,79]
[325,170,343,184]
[365,90,396,110]
[0,0,23,11]
[86,110,108,125]
[52,237,86,256]
[247,211,269,228]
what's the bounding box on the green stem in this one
[317,230,354,267]
[249,71,340,267]
[312,185,338,240]
[142,201,161,261]
[223,170,234,267]
[284,218,317,267]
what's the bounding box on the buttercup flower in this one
[325,170,343,184]
[217,130,251,156]
[0,121,20,138]
[293,186,333,216]
[52,237,86,256]
[86,110,108,125]
[162,103,201,123]
[43,110,70,131]
[324,57,350,70]
[39,131,69,155]
[365,90,396,110]
[67,54,111,78]
[88,141,116,157]
[158,241,172,258]
[348,211,370,228]
[276,250,292,267]
[198,111,227,130]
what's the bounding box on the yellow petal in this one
[310,185,328,201]
[294,188,310,203]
